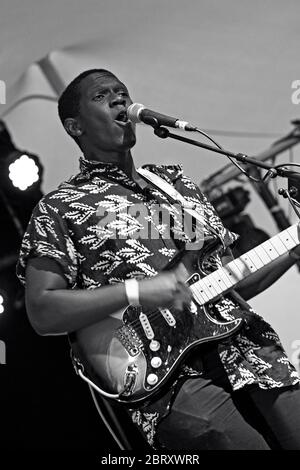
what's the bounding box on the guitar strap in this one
[137,167,224,246]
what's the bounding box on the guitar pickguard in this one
[119,270,242,402]
[71,222,300,403]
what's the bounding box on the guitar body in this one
[71,248,243,404]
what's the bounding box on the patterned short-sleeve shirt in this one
[17,157,299,447]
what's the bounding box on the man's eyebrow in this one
[112,83,129,93]
[89,83,128,96]
[88,85,108,95]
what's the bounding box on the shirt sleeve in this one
[16,198,78,288]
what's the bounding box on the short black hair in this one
[57,68,118,143]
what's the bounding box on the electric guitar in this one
[71,223,300,404]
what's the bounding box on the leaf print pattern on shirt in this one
[17,157,299,448]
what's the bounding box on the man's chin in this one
[122,132,136,149]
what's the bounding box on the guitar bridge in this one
[115,324,143,357]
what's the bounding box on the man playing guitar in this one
[17,69,300,450]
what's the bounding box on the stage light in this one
[0,120,43,194]
[0,294,4,314]
[8,154,40,191]
[0,120,43,233]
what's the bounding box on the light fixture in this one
[8,154,40,191]
[0,120,43,194]
[0,120,43,233]
[0,293,5,314]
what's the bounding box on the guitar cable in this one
[88,384,131,451]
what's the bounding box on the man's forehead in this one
[80,72,127,93]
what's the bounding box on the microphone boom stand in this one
[152,124,300,183]
[152,123,300,270]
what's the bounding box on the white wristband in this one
[124,279,140,306]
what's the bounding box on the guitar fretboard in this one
[191,223,300,305]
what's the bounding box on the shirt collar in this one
[141,163,183,183]
[78,156,137,187]
[78,156,183,186]
[79,156,118,174]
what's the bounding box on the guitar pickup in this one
[139,312,154,339]
[159,308,176,327]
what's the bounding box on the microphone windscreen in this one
[127,103,145,123]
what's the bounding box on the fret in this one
[208,270,230,293]
[192,282,210,303]
[260,240,278,260]
[189,224,300,306]
[197,282,211,302]
[206,269,226,294]
[266,240,281,257]
[190,283,206,305]
[278,230,297,250]
[268,236,288,256]
[190,288,202,306]
[245,249,264,269]
[222,260,244,283]
[253,244,272,265]
[239,253,260,273]
[230,258,253,277]
[200,276,219,300]
[217,265,236,288]
[207,266,233,290]
[286,225,300,245]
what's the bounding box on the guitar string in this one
[126,229,296,331]
[124,228,296,333]
[132,170,298,331]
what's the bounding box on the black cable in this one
[202,128,282,139]
[288,149,294,219]
[195,128,262,184]
[273,162,300,170]
[284,191,300,220]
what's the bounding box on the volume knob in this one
[149,340,160,352]
[151,357,162,368]
[147,373,158,386]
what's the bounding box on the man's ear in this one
[64,118,82,138]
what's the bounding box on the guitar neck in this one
[191,223,300,305]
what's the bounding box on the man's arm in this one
[222,247,300,301]
[25,257,192,336]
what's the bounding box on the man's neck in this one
[83,148,135,176]
[82,148,148,190]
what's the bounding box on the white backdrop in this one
[0,0,300,365]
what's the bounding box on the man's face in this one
[77,72,136,152]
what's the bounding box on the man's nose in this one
[110,94,126,107]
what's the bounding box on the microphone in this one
[127,103,197,131]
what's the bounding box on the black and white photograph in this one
[1,0,300,457]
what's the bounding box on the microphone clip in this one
[143,116,160,129]
[154,126,170,139]
[143,116,170,138]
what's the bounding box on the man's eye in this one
[93,94,105,101]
